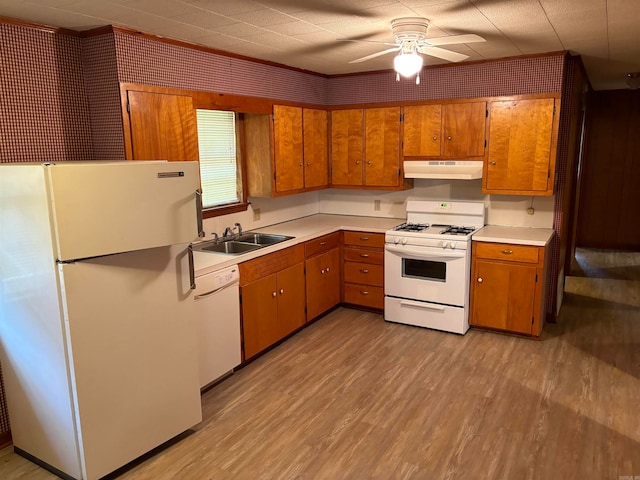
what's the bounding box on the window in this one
[196,109,245,214]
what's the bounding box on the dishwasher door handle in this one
[194,281,239,300]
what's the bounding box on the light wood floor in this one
[2,248,639,480]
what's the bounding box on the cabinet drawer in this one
[474,242,539,264]
[344,246,384,265]
[344,262,384,287]
[343,231,385,248]
[344,283,384,309]
[305,232,340,258]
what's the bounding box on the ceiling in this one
[1,0,639,90]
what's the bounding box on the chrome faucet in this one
[234,222,243,236]
[223,226,234,238]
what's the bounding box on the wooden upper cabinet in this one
[303,108,329,189]
[365,107,401,187]
[442,102,486,157]
[273,105,304,192]
[331,109,364,186]
[403,104,442,157]
[126,90,199,161]
[483,98,558,196]
[402,101,485,159]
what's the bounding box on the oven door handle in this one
[385,244,466,260]
[400,299,446,312]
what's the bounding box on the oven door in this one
[384,243,470,307]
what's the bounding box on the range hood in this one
[404,160,483,180]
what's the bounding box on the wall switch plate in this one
[253,208,261,221]
[374,200,381,211]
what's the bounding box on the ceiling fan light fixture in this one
[394,52,423,78]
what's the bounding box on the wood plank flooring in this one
[1,248,639,479]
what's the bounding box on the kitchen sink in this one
[235,233,293,245]
[193,232,294,255]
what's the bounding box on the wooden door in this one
[303,108,329,189]
[127,90,199,161]
[331,109,364,186]
[484,98,556,194]
[276,263,306,338]
[241,274,279,359]
[273,105,304,193]
[364,107,401,187]
[471,260,537,335]
[403,104,442,156]
[442,102,486,157]
[305,248,341,320]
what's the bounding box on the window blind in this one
[196,110,239,208]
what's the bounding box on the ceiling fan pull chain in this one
[416,73,420,85]
[396,72,400,82]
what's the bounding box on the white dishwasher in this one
[193,264,241,389]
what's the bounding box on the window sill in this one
[202,201,249,219]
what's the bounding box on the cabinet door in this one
[471,259,537,335]
[365,107,401,187]
[403,104,442,156]
[276,263,306,338]
[331,109,364,186]
[442,102,486,157]
[127,90,199,161]
[241,274,279,359]
[484,98,556,194]
[303,108,329,189]
[273,105,304,193]
[306,248,341,320]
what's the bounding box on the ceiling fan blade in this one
[337,38,399,47]
[349,47,401,64]
[417,46,469,62]
[424,34,486,46]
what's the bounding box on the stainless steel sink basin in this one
[235,233,293,245]
[198,241,262,254]
[193,232,294,255]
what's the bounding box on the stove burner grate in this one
[440,225,476,236]
[393,222,430,232]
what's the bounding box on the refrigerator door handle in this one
[188,244,196,290]
[195,189,204,238]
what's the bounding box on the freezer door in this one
[58,244,202,480]
[47,161,202,261]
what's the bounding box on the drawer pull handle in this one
[360,269,369,273]
[360,291,369,295]
[360,254,369,258]
[320,241,327,245]
[477,277,483,283]
[359,237,369,241]
[500,249,513,255]
[279,289,284,295]
[490,161,497,165]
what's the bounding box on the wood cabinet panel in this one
[127,90,199,161]
[241,274,278,359]
[304,232,340,258]
[273,105,304,193]
[474,242,539,264]
[342,231,385,249]
[343,247,384,265]
[344,262,383,287]
[303,108,329,189]
[343,284,384,309]
[403,104,442,157]
[239,244,304,286]
[364,107,401,187]
[484,98,557,195]
[276,263,306,338]
[305,248,341,320]
[442,102,486,157]
[331,109,364,186]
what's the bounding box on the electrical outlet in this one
[374,199,381,211]
[253,208,261,221]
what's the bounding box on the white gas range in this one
[384,200,485,334]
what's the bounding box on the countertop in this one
[193,214,402,276]
[472,225,555,247]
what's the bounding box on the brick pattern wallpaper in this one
[327,54,565,104]
[0,23,93,163]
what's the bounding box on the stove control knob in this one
[438,240,446,249]
[449,242,456,250]
[401,238,407,245]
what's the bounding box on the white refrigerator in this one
[0,161,204,480]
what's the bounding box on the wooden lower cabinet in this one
[305,247,341,320]
[342,231,385,310]
[240,246,305,360]
[470,241,549,336]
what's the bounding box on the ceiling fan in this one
[346,17,485,84]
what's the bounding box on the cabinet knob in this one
[279,289,284,294]
[500,249,513,255]
[326,267,330,272]
[299,162,303,167]
[360,269,369,273]
[306,162,311,166]
[432,136,437,141]
[477,277,483,283]
[320,241,327,245]
[321,269,325,274]
[367,160,372,165]
[355,160,360,165]
[447,135,452,141]
[490,161,497,165]
[272,291,277,297]
[360,291,369,295]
